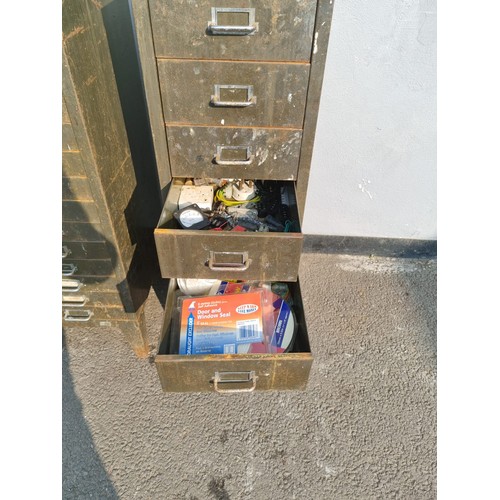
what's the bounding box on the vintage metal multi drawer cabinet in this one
[62,0,150,357]
[131,0,335,391]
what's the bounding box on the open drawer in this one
[154,180,303,281]
[155,278,312,393]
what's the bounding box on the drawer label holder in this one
[208,7,259,36]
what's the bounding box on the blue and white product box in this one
[177,291,265,355]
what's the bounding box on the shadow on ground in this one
[62,333,119,499]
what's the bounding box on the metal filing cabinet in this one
[131,0,335,390]
[62,0,150,357]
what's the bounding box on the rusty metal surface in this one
[155,279,312,392]
[158,59,310,128]
[149,0,317,62]
[167,125,302,180]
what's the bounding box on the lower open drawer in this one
[155,278,312,393]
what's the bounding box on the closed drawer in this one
[62,277,122,294]
[155,278,312,392]
[62,290,125,308]
[62,306,135,322]
[62,222,106,242]
[159,60,309,128]
[62,152,86,177]
[62,242,112,260]
[62,316,142,333]
[61,259,115,278]
[62,201,101,223]
[62,123,78,152]
[167,126,302,180]
[154,180,303,281]
[62,176,93,201]
[149,0,317,62]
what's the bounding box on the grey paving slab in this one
[63,253,437,499]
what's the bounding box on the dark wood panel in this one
[62,313,149,357]
[62,277,120,294]
[149,0,317,62]
[63,0,150,358]
[63,258,115,277]
[62,305,139,321]
[62,176,94,201]
[167,126,302,180]
[62,241,112,260]
[62,222,107,242]
[62,97,71,124]
[62,201,101,223]
[62,123,78,151]
[158,60,310,128]
[130,0,172,199]
[62,152,86,177]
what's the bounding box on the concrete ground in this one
[62,252,437,499]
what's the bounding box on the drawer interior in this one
[155,278,312,392]
[158,178,302,234]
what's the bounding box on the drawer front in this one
[159,60,309,128]
[149,0,317,62]
[62,176,93,201]
[62,152,86,177]
[155,279,312,392]
[61,259,115,278]
[62,201,101,223]
[62,241,112,260]
[154,230,303,281]
[62,277,121,294]
[62,315,141,331]
[167,126,302,180]
[62,123,78,151]
[61,292,125,309]
[63,305,132,321]
[62,222,106,242]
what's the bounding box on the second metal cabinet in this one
[131,0,335,391]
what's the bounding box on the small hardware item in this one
[236,218,260,231]
[271,282,293,305]
[215,182,260,206]
[231,180,256,201]
[265,215,285,232]
[209,214,231,230]
[173,204,211,229]
[227,207,258,218]
[178,184,214,210]
[177,278,220,296]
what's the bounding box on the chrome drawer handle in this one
[214,146,254,166]
[212,371,258,393]
[62,278,83,293]
[62,295,89,308]
[62,246,72,259]
[208,251,250,271]
[62,263,78,276]
[63,309,93,322]
[208,7,258,36]
[211,84,257,108]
